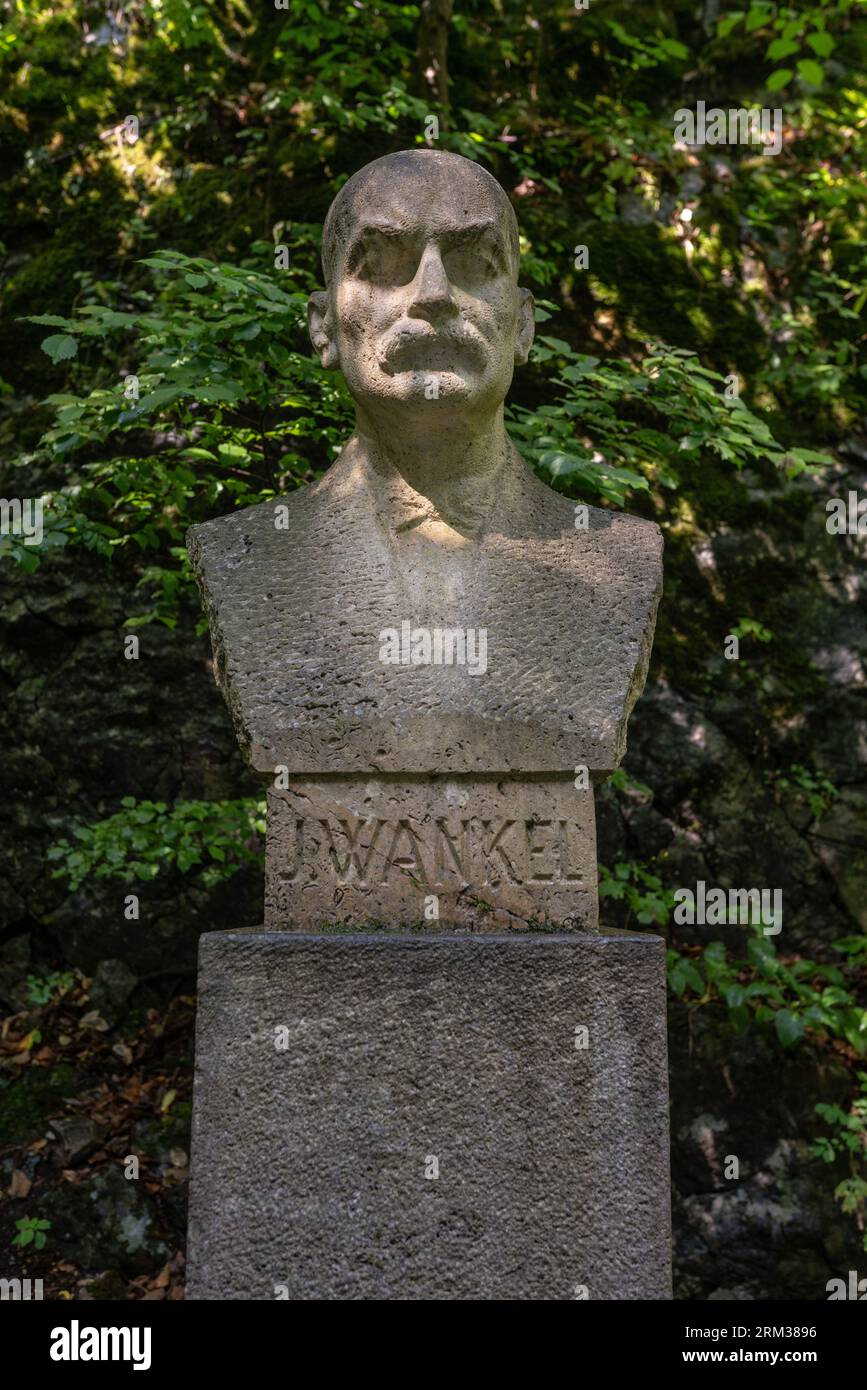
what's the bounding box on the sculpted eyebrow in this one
[442,220,501,247]
[442,222,509,266]
[344,221,416,270]
[344,218,507,271]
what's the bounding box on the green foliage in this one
[772,763,839,819]
[833,936,867,964]
[606,768,654,799]
[47,797,265,891]
[598,861,677,926]
[25,971,74,1006]
[508,334,829,507]
[666,929,867,1056]
[16,265,830,620]
[26,244,350,503]
[12,1218,51,1251]
[730,617,775,644]
[0,497,71,574]
[715,2,854,91]
[812,1072,867,1251]
[14,247,353,621]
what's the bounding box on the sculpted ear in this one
[307,290,340,369]
[514,287,535,366]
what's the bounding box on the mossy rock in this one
[0,1063,77,1147]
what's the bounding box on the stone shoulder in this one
[519,465,664,564]
[186,486,314,563]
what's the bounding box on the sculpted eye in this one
[356,234,418,286]
[443,244,501,284]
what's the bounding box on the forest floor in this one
[0,971,192,1299]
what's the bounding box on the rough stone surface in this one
[185,152,669,1300]
[187,149,662,940]
[187,150,662,783]
[264,775,597,930]
[186,930,671,1300]
[187,466,662,777]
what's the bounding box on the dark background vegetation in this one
[0,0,865,1300]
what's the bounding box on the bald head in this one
[321,150,521,286]
[308,148,534,424]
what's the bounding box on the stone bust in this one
[188,150,663,930]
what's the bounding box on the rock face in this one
[187,930,671,1301]
[0,544,262,978]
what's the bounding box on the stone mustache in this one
[188,149,663,930]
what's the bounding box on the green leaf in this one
[797,58,824,87]
[539,335,575,356]
[717,14,744,39]
[766,67,793,91]
[180,448,218,462]
[745,5,772,32]
[774,1009,805,1047]
[196,385,245,404]
[669,957,705,997]
[658,38,689,60]
[40,334,78,364]
[812,1137,835,1163]
[27,315,78,329]
[767,38,799,61]
[806,32,834,59]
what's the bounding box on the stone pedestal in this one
[186,930,671,1300]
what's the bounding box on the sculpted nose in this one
[407,243,454,317]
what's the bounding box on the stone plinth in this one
[264,775,598,930]
[186,931,671,1300]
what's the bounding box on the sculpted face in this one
[308,151,534,421]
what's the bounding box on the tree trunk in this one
[417,0,454,126]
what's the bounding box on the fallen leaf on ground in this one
[9,1169,31,1198]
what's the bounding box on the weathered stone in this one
[264,775,597,930]
[187,150,663,934]
[187,469,662,777]
[187,930,671,1300]
[185,150,670,1301]
[48,1115,101,1165]
[88,958,138,1027]
[42,1166,170,1275]
[189,153,661,784]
